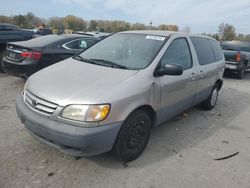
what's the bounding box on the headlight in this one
[61,104,110,122]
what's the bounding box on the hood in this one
[26,58,138,106]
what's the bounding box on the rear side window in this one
[64,39,96,50]
[210,40,224,61]
[191,37,215,65]
[161,38,192,70]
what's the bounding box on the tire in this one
[0,44,6,72]
[0,50,4,72]
[237,64,246,79]
[201,84,219,110]
[113,110,151,162]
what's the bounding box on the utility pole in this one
[149,20,152,30]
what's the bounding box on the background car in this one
[0,23,35,71]
[221,41,250,79]
[73,31,111,40]
[2,34,100,78]
[32,28,53,38]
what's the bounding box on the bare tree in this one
[218,23,236,41]
[182,26,191,33]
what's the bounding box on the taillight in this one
[21,51,41,60]
[236,52,241,63]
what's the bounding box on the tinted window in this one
[210,40,224,61]
[161,38,192,70]
[191,37,214,65]
[240,46,250,52]
[221,42,250,52]
[65,39,96,50]
[35,29,53,35]
[221,43,240,51]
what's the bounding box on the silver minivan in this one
[16,31,225,162]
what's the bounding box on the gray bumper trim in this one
[16,93,122,157]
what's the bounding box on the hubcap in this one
[211,88,218,106]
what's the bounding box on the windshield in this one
[221,43,250,52]
[78,33,167,70]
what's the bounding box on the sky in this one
[1,0,250,34]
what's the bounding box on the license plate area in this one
[225,64,237,70]
[8,51,16,59]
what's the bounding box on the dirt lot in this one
[0,72,250,188]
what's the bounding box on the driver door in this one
[157,37,198,123]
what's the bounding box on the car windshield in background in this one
[77,33,167,70]
[221,43,250,52]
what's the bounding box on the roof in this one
[120,30,180,37]
[9,34,94,48]
[120,30,216,41]
[74,31,111,38]
[0,23,19,28]
[56,34,94,38]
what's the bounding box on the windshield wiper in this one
[73,55,97,64]
[89,58,127,69]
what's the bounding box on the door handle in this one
[191,73,196,80]
[198,70,204,78]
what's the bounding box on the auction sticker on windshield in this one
[145,35,165,41]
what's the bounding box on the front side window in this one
[160,38,192,70]
[78,33,166,70]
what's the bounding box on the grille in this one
[24,90,58,114]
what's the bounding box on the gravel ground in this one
[0,72,250,188]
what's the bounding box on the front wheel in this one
[201,84,219,110]
[113,110,151,162]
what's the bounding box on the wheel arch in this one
[215,79,223,91]
[125,105,157,127]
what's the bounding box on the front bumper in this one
[2,57,37,78]
[16,93,122,157]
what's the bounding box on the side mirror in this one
[155,64,183,77]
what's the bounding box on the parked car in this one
[2,34,100,78]
[0,23,35,71]
[221,41,250,79]
[16,31,225,162]
[73,31,111,39]
[33,28,53,38]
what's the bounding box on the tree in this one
[218,23,236,41]
[0,16,14,24]
[89,20,97,31]
[212,34,220,41]
[47,17,64,30]
[182,26,191,33]
[64,15,87,31]
[130,23,146,30]
[158,24,179,31]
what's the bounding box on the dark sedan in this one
[2,34,100,78]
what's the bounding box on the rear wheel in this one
[113,110,151,162]
[201,84,219,110]
[237,64,246,79]
[0,44,6,72]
